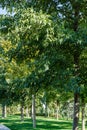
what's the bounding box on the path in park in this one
[0,124,11,130]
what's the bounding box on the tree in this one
[50,1,87,129]
[0,7,55,128]
[80,48,87,130]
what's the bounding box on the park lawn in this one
[0,115,85,130]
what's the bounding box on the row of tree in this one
[0,0,87,130]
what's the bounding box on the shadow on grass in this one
[0,116,74,130]
[36,119,72,130]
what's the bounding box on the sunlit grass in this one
[0,115,85,130]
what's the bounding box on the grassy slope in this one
[0,115,85,130]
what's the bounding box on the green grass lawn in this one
[0,115,86,130]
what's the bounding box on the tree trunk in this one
[72,93,79,130]
[20,103,24,121]
[45,102,47,117]
[56,100,59,120]
[26,107,29,118]
[47,107,50,118]
[44,91,48,117]
[2,103,7,118]
[82,100,85,130]
[32,94,36,128]
[56,108,59,120]
[53,108,55,117]
[72,41,80,130]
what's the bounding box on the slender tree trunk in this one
[44,91,48,117]
[72,41,80,130]
[72,56,80,130]
[53,108,55,117]
[32,94,36,128]
[56,100,59,120]
[82,100,85,130]
[20,103,24,121]
[56,107,59,120]
[56,108,59,120]
[47,107,50,118]
[72,93,79,130]
[2,103,7,118]
[45,102,47,117]
[26,107,29,118]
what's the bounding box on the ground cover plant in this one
[0,115,84,130]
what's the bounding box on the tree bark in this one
[26,107,29,118]
[44,91,48,117]
[72,93,79,130]
[47,107,50,118]
[82,100,85,130]
[56,108,59,120]
[32,94,36,128]
[20,103,24,121]
[2,103,7,118]
[56,100,59,120]
[45,102,47,117]
[53,108,55,117]
[72,44,80,130]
